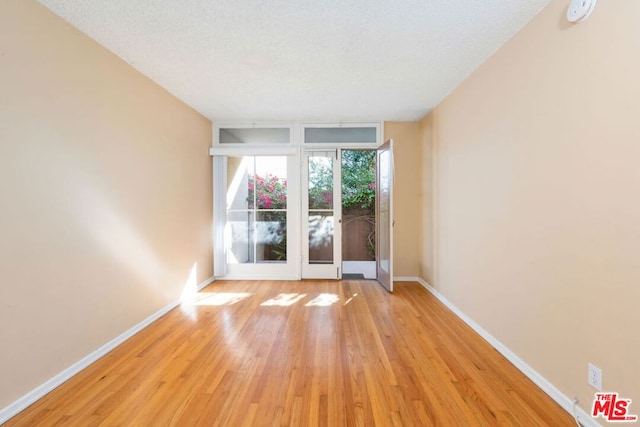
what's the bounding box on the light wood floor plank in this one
[6,280,573,426]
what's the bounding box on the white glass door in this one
[302,150,342,279]
[376,140,394,292]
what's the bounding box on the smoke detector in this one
[567,0,597,23]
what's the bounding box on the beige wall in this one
[426,0,639,415]
[384,122,422,277]
[0,0,213,409]
[418,115,434,284]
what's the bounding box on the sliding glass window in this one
[226,156,288,264]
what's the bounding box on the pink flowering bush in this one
[247,174,287,261]
[248,174,287,210]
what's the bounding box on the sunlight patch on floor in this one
[305,293,339,307]
[261,293,307,306]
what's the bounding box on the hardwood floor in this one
[7,281,573,426]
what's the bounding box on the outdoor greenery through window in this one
[342,150,376,210]
[226,156,287,263]
[342,150,376,260]
[305,151,375,210]
[224,151,375,267]
[304,150,376,264]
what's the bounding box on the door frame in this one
[301,149,342,279]
[208,123,390,282]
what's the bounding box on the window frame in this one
[301,122,382,146]
[213,122,383,149]
[213,123,296,147]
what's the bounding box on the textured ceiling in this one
[37,0,550,122]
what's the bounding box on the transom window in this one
[213,123,381,147]
[218,127,291,145]
[304,126,378,143]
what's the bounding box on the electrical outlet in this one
[588,363,602,391]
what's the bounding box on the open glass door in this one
[376,140,394,292]
[302,150,342,279]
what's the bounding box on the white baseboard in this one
[197,277,215,292]
[0,276,215,425]
[394,276,600,427]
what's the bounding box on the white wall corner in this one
[0,276,215,425]
[394,276,601,427]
